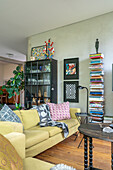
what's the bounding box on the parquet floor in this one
[35,134,111,170]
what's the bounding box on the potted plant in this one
[0,66,24,109]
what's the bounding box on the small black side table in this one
[79,123,113,170]
[75,113,90,148]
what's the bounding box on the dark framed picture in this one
[64,58,79,79]
[64,81,79,103]
[31,45,46,60]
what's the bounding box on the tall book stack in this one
[89,53,104,123]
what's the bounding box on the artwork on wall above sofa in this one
[64,81,79,103]
[64,58,79,80]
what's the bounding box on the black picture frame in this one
[64,58,79,80]
[64,81,79,103]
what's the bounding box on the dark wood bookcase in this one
[24,59,57,109]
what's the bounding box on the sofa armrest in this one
[70,108,81,119]
[4,132,25,159]
[0,121,23,135]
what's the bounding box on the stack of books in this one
[89,53,104,123]
[104,116,113,123]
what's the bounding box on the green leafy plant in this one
[0,66,24,109]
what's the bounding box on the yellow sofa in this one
[4,132,54,170]
[0,108,80,158]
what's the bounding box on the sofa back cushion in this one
[13,110,23,123]
[20,109,40,130]
[47,102,70,121]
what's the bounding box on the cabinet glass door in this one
[38,61,44,73]
[43,61,51,72]
[43,86,50,103]
[38,86,43,104]
[38,74,44,85]
[31,74,38,85]
[25,63,31,73]
[25,86,32,108]
[25,74,31,85]
[32,62,37,73]
[43,73,50,85]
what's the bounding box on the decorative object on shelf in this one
[44,39,55,59]
[64,81,79,103]
[31,45,46,61]
[64,58,79,80]
[89,53,104,123]
[95,38,99,54]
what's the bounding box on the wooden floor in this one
[35,134,111,170]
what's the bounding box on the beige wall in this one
[28,11,113,116]
[3,64,17,83]
[0,64,3,86]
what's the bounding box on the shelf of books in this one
[89,53,104,123]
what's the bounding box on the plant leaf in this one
[16,66,20,71]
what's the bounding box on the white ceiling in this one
[1,0,113,61]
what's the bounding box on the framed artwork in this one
[64,81,79,103]
[31,45,46,60]
[64,58,79,79]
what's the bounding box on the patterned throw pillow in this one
[0,104,22,123]
[32,104,52,124]
[47,102,70,121]
[0,134,23,170]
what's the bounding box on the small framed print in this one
[64,81,79,103]
[64,58,79,80]
[31,45,46,60]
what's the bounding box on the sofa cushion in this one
[24,129,49,148]
[58,119,79,128]
[13,110,23,123]
[32,104,52,124]
[0,104,22,123]
[20,109,40,130]
[47,102,70,121]
[30,126,62,137]
[0,133,23,170]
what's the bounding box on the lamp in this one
[74,85,89,148]
[78,85,89,115]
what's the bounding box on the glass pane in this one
[32,62,37,73]
[25,86,32,109]
[38,61,44,72]
[38,86,43,104]
[25,74,31,85]
[31,86,38,98]
[43,62,50,72]
[31,74,38,85]
[44,73,50,84]
[38,74,44,85]
[25,63,31,73]
[25,86,31,96]
[44,86,50,97]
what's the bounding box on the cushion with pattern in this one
[47,102,70,121]
[32,104,52,125]
[0,104,22,123]
[0,134,23,170]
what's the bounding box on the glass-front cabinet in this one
[24,59,57,109]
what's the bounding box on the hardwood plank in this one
[35,134,111,170]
